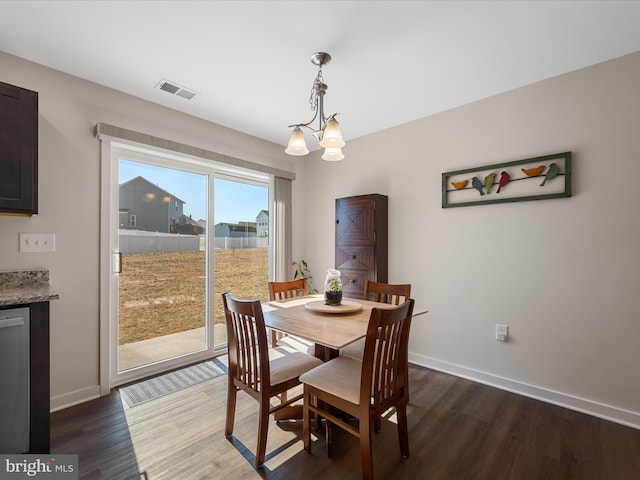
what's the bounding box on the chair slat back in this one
[269,278,308,301]
[222,293,269,393]
[361,299,415,410]
[363,281,411,305]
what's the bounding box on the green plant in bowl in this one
[324,269,343,306]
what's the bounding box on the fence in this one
[213,236,268,249]
[119,230,268,254]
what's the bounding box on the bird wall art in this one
[484,172,497,194]
[497,171,510,193]
[442,152,572,208]
[540,163,560,186]
[451,180,468,190]
[471,176,485,196]
[521,165,545,177]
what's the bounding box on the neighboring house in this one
[214,222,257,238]
[173,214,205,235]
[119,176,187,233]
[256,210,268,237]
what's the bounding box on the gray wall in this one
[0,50,294,409]
[292,51,640,427]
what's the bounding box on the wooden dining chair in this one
[340,280,411,359]
[268,278,309,347]
[363,280,412,306]
[269,278,309,300]
[342,281,412,433]
[222,292,323,467]
[300,299,415,480]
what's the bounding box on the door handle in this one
[113,251,122,273]
[0,317,24,328]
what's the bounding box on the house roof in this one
[119,176,186,204]
[215,222,257,233]
[230,225,256,233]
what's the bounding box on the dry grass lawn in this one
[118,248,269,345]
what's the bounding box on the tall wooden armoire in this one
[335,194,388,298]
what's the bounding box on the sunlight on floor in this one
[383,407,398,424]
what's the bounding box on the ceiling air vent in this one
[175,89,197,100]
[155,79,198,100]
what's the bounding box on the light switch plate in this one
[19,233,56,253]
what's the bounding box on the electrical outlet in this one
[496,324,509,342]
[19,233,56,253]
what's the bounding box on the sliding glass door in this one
[105,143,271,386]
[212,176,270,346]
[117,158,209,374]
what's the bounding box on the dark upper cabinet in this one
[335,194,388,298]
[0,81,38,216]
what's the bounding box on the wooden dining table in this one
[262,294,416,361]
[262,294,394,420]
[262,294,427,420]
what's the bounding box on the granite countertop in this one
[0,269,60,306]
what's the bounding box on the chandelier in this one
[285,52,345,161]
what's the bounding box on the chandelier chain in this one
[309,67,323,111]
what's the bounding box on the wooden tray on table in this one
[304,299,363,314]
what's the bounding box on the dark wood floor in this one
[51,361,640,480]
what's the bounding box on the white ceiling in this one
[2,1,640,150]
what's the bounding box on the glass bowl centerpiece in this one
[323,269,343,306]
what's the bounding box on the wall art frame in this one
[442,151,572,208]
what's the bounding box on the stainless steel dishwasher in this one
[0,306,30,453]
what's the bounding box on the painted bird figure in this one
[496,171,510,193]
[451,180,468,190]
[540,163,560,186]
[484,172,496,194]
[471,176,484,196]
[521,165,545,177]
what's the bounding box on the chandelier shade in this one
[284,127,309,156]
[286,52,345,161]
[321,146,345,162]
[318,118,345,148]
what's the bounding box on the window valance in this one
[94,122,295,181]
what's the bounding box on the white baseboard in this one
[409,353,640,430]
[50,386,102,412]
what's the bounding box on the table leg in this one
[275,345,337,422]
[274,405,303,421]
[313,344,339,361]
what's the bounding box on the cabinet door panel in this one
[335,194,387,299]
[336,245,375,271]
[0,82,38,215]
[338,269,375,297]
[336,196,376,245]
